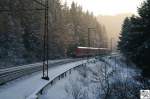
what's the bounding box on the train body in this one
[74,46,110,57]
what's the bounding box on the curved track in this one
[0,58,82,85]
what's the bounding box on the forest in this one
[118,0,150,77]
[0,0,108,68]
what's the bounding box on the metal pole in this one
[42,0,49,80]
[95,30,96,48]
[87,28,97,59]
[88,28,96,47]
[94,29,97,56]
[88,28,90,47]
[87,28,90,61]
[46,0,49,79]
[110,38,113,53]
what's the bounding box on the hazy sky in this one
[62,0,145,16]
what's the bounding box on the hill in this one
[97,13,133,49]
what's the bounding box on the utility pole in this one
[87,28,96,59]
[42,0,49,80]
[88,28,96,47]
[110,38,113,53]
[88,28,91,47]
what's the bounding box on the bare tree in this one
[65,79,89,99]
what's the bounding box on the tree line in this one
[0,0,108,68]
[118,0,150,77]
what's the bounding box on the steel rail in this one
[0,58,82,85]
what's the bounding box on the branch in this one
[0,8,45,12]
[32,0,46,7]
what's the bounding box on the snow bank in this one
[0,59,94,99]
[39,56,142,99]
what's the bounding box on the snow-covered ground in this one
[39,55,143,99]
[0,59,90,99]
[39,71,78,99]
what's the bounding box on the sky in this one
[62,0,145,16]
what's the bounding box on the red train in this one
[74,46,110,57]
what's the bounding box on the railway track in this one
[0,58,83,85]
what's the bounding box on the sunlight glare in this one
[63,0,145,15]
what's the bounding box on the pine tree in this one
[119,0,150,77]
[137,0,150,76]
[0,0,108,67]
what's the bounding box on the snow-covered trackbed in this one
[0,58,94,99]
[0,58,82,85]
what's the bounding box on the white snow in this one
[39,70,81,99]
[0,59,91,99]
[0,58,73,74]
[38,55,141,99]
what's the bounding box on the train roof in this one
[77,46,108,50]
